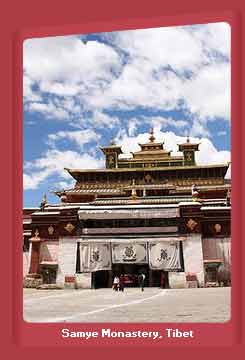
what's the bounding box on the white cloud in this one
[191,22,230,59]
[107,26,205,72]
[183,62,230,120]
[23,172,49,190]
[195,138,230,165]
[148,116,188,131]
[128,118,141,137]
[88,59,183,111]
[28,101,69,120]
[47,129,100,150]
[90,111,120,129]
[23,149,103,190]
[23,23,230,125]
[87,26,230,121]
[23,75,41,102]
[23,35,122,121]
[190,120,210,138]
[24,36,121,90]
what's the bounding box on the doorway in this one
[92,270,111,289]
[149,270,169,288]
[112,264,149,287]
[40,265,57,284]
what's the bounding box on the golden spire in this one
[149,128,155,143]
[42,193,47,203]
[40,193,47,211]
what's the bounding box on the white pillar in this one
[23,252,29,277]
[56,237,77,287]
[26,242,32,274]
[182,234,205,287]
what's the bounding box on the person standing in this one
[160,271,165,289]
[119,274,124,292]
[139,273,146,292]
[112,275,119,291]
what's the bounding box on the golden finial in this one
[42,193,47,203]
[40,193,47,211]
[149,128,155,143]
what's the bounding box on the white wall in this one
[202,237,231,266]
[56,237,77,287]
[182,234,205,287]
[75,273,92,289]
[168,272,187,288]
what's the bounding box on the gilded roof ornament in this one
[64,222,75,233]
[149,128,156,143]
[40,193,47,211]
[48,225,54,235]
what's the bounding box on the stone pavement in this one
[23,287,230,323]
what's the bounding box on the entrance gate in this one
[91,265,169,289]
[92,270,111,289]
[112,263,149,287]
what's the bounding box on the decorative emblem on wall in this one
[48,225,54,235]
[186,218,198,232]
[144,174,153,183]
[108,154,115,168]
[123,245,137,262]
[90,250,101,264]
[214,223,222,234]
[157,249,171,262]
[64,222,75,233]
[186,151,193,162]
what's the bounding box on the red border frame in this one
[2,0,244,358]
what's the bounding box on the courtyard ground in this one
[23,287,230,323]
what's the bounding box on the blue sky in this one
[23,22,231,207]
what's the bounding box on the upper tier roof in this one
[57,129,230,199]
[65,163,229,176]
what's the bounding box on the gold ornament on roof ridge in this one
[64,222,75,233]
[48,225,54,235]
[149,128,155,143]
